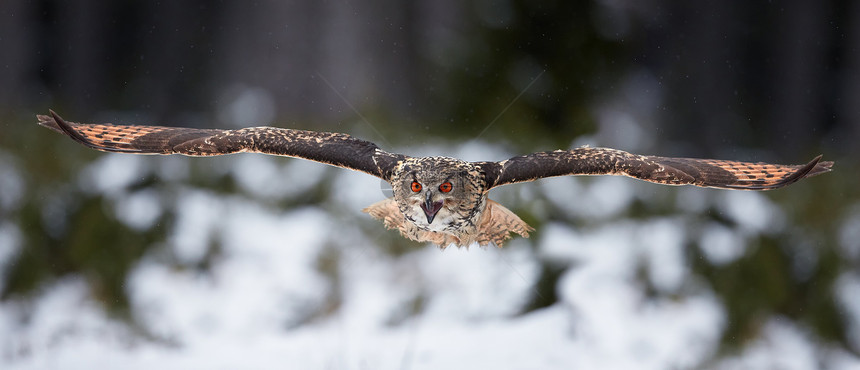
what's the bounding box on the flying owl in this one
[37,111,833,248]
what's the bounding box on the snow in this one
[168,190,224,264]
[540,175,635,220]
[77,155,146,197]
[638,218,687,292]
[715,318,848,370]
[1,140,857,370]
[0,223,21,294]
[837,273,860,352]
[113,189,163,231]
[718,190,785,235]
[699,222,747,265]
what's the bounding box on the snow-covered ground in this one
[1,138,858,370]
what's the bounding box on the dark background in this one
[0,0,858,364]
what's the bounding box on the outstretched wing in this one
[478,146,833,190]
[37,110,405,180]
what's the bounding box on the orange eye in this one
[410,181,422,192]
[439,182,453,193]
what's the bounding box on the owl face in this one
[393,157,474,232]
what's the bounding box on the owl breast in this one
[404,197,485,233]
[409,208,459,232]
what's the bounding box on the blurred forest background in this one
[0,0,859,368]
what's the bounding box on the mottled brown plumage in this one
[37,110,833,248]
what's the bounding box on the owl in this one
[37,111,833,248]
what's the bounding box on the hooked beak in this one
[420,191,444,224]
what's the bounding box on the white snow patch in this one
[0,223,22,293]
[2,139,855,370]
[836,273,860,351]
[130,204,332,342]
[718,191,785,234]
[541,218,722,369]
[153,156,190,182]
[333,169,388,213]
[540,175,634,220]
[230,154,286,199]
[699,222,747,265]
[231,154,329,200]
[716,318,818,370]
[558,267,723,369]
[638,218,687,292]
[410,244,538,320]
[0,278,132,366]
[675,186,711,214]
[539,221,639,276]
[78,155,146,196]
[168,190,223,264]
[114,189,162,231]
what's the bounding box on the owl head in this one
[393,157,478,232]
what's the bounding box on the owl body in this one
[36,111,833,249]
[364,156,533,248]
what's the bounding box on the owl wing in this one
[478,146,833,190]
[37,110,405,180]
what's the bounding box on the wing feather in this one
[479,146,832,190]
[37,110,405,180]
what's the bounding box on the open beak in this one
[420,191,444,224]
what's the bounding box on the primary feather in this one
[38,110,833,248]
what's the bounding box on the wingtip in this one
[36,114,52,126]
[806,154,833,177]
[769,154,833,188]
[36,109,62,122]
[36,109,64,132]
[37,110,53,123]
[37,110,103,150]
[48,110,76,137]
[49,109,62,123]
[722,154,832,191]
[779,155,821,185]
[805,154,822,172]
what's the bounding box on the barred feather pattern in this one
[37,111,403,179]
[38,111,833,248]
[480,147,833,191]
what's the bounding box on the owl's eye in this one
[439,182,453,193]
[410,181,422,192]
